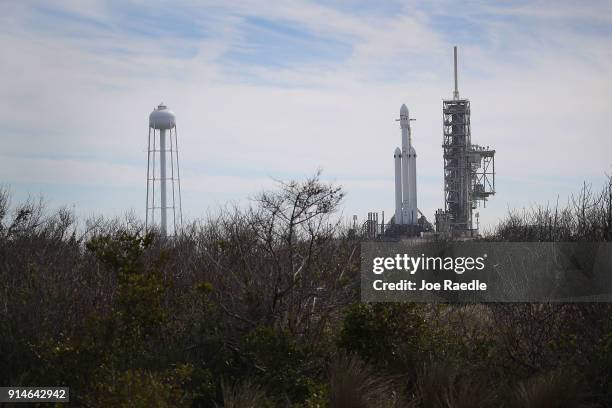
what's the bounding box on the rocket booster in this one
[394,147,402,224]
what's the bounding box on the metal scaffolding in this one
[438,47,495,237]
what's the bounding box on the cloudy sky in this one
[1,0,611,230]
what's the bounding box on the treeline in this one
[1,173,612,407]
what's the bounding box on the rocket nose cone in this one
[394,147,401,157]
[400,104,408,115]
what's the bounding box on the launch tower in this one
[437,47,496,236]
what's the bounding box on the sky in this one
[1,0,611,231]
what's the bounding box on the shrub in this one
[510,369,589,408]
[328,352,399,408]
[217,381,273,408]
[84,367,193,408]
[409,361,497,408]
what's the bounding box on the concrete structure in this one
[146,103,183,237]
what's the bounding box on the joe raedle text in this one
[373,279,487,292]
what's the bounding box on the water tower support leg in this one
[160,129,167,236]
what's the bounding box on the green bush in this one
[241,326,318,404]
[84,367,193,408]
[337,303,456,375]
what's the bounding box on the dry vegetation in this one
[1,173,612,407]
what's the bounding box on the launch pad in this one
[360,46,495,241]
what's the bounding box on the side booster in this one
[394,104,418,225]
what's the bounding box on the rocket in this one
[394,104,418,225]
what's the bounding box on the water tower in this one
[146,103,182,236]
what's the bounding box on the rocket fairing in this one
[394,104,418,225]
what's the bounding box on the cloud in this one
[0,0,611,231]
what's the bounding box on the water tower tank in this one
[149,104,176,130]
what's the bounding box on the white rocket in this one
[394,104,418,225]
